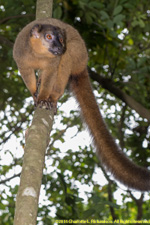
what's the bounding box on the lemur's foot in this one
[38,100,52,110]
[37,100,57,114]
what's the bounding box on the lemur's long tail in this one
[70,68,150,191]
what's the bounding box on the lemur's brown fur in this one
[13,18,150,191]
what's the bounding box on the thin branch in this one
[98,164,118,221]
[0,14,34,24]
[118,105,126,150]
[128,190,144,221]
[47,123,73,155]
[0,109,33,145]
[0,173,21,184]
[89,69,150,121]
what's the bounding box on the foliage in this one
[0,0,150,224]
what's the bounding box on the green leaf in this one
[83,208,96,219]
[102,200,119,209]
[128,38,134,45]
[53,6,62,19]
[131,20,139,27]
[100,10,109,20]
[113,14,125,24]
[85,14,93,24]
[89,1,103,9]
[113,5,123,16]
[57,172,67,193]
[132,18,145,28]
[109,30,117,38]
[106,20,114,29]
[75,196,84,202]
[139,19,145,28]
[91,195,101,204]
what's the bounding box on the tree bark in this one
[36,0,53,19]
[13,0,54,224]
[14,107,54,225]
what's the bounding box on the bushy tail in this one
[70,69,150,191]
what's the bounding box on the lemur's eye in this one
[59,37,63,43]
[46,34,52,40]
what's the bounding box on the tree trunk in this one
[13,0,54,224]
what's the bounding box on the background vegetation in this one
[0,0,150,224]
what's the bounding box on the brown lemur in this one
[13,18,150,191]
